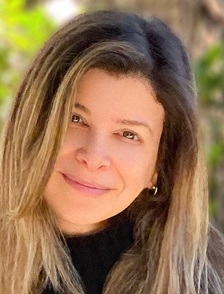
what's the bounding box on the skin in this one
[44,68,165,235]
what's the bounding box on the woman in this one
[0,10,223,294]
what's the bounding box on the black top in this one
[43,215,134,294]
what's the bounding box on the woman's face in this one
[44,68,164,234]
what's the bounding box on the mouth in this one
[61,173,112,196]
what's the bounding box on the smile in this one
[62,173,112,196]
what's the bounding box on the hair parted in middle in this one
[1,10,215,294]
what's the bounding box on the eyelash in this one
[71,113,85,124]
[122,130,140,141]
[71,113,141,142]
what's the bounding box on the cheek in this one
[53,133,80,168]
[115,146,158,188]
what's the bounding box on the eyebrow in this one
[74,103,152,134]
[116,119,152,134]
[75,103,90,114]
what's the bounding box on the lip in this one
[61,172,112,196]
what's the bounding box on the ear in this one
[147,172,158,189]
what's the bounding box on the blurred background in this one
[0,0,223,233]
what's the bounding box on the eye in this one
[71,113,84,124]
[122,130,140,141]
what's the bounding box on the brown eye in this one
[123,131,138,141]
[71,114,83,123]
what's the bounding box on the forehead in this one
[73,68,165,128]
[75,68,157,103]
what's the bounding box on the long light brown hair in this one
[0,10,224,294]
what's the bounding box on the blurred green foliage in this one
[0,0,56,116]
[195,43,224,167]
[195,44,224,108]
[194,43,224,220]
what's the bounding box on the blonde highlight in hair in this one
[1,10,224,294]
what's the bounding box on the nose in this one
[76,134,111,171]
